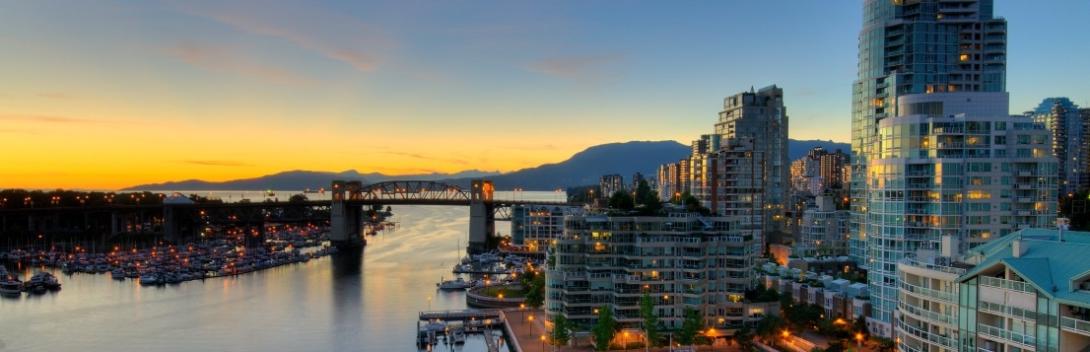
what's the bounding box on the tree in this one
[677,308,704,347]
[592,306,616,351]
[875,337,895,352]
[735,324,757,352]
[755,315,784,343]
[853,314,869,341]
[639,294,660,347]
[785,303,823,330]
[288,193,309,203]
[634,180,663,215]
[524,272,545,309]
[678,192,711,215]
[608,191,635,211]
[552,314,572,346]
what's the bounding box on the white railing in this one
[1062,316,1090,335]
[979,276,1035,294]
[978,324,1036,347]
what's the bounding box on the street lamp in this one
[540,334,546,351]
[855,332,864,347]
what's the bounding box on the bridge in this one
[329,179,569,251]
[0,179,572,253]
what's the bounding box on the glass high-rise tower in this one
[849,0,1059,337]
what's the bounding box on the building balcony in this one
[898,301,956,326]
[979,276,1035,294]
[978,323,1036,347]
[900,280,956,302]
[1061,316,1090,336]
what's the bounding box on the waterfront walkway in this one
[506,308,550,352]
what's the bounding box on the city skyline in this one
[2,0,1089,189]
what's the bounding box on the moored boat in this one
[437,277,474,290]
[0,275,23,296]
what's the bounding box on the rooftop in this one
[960,228,1090,307]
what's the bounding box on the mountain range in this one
[124,139,848,191]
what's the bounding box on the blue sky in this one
[1,0,1088,188]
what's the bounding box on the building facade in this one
[798,196,851,258]
[1030,98,1087,195]
[545,214,764,333]
[510,205,582,253]
[600,174,625,199]
[658,162,683,202]
[716,86,789,232]
[957,228,1090,352]
[847,0,1046,337]
[864,91,1058,336]
[894,236,970,352]
[791,147,851,197]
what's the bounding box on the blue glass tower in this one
[850,0,1010,337]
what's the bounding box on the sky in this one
[1,0,1088,190]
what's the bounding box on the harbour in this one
[0,203,524,351]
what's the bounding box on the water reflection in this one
[331,250,363,351]
[0,201,544,351]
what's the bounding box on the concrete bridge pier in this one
[330,181,364,249]
[110,212,120,238]
[467,179,495,254]
[163,205,178,243]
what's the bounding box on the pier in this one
[417,309,507,351]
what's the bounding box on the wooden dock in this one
[419,308,503,322]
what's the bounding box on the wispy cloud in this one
[164,42,312,84]
[381,151,470,165]
[0,114,110,124]
[525,53,624,81]
[180,160,252,167]
[171,1,393,72]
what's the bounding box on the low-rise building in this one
[893,228,1090,352]
[510,205,582,253]
[798,196,850,257]
[957,228,1090,352]
[546,214,771,336]
[759,263,871,323]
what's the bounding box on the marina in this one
[0,204,515,351]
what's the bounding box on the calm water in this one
[0,202,531,351]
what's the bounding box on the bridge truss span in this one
[357,181,470,202]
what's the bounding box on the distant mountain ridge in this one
[123,170,498,191]
[124,139,849,191]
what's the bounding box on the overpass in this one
[0,179,572,252]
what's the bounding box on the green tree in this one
[634,180,663,215]
[608,190,635,211]
[639,294,660,347]
[677,308,704,347]
[853,314,869,341]
[524,273,545,309]
[552,314,572,346]
[735,324,757,352]
[755,315,784,343]
[785,303,824,330]
[875,337,895,352]
[592,306,617,351]
[678,192,711,215]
